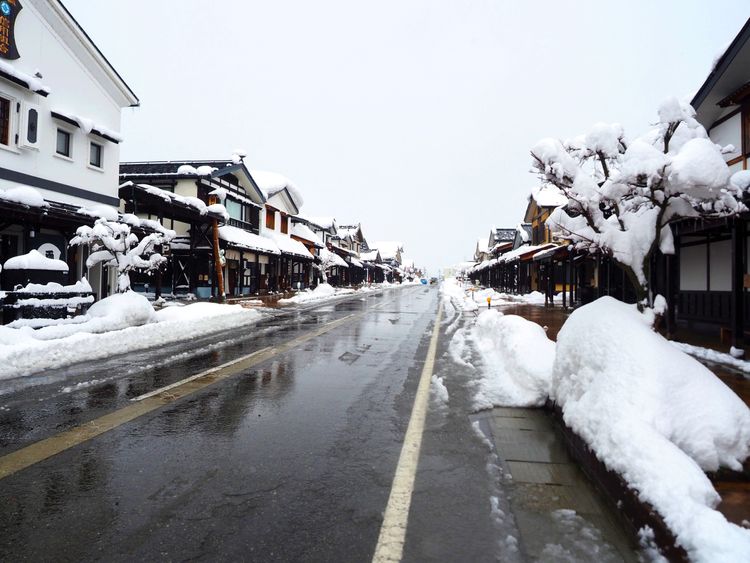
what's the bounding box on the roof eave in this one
[691,17,750,112]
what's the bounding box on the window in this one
[225,198,242,221]
[89,142,103,168]
[265,209,275,230]
[280,215,288,234]
[56,129,71,157]
[0,96,10,146]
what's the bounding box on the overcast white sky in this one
[66,0,750,273]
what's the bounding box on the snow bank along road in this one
[0,285,511,561]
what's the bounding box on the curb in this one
[546,400,689,562]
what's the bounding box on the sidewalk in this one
[480,406,637,561]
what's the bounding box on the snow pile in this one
[553,297,750,561]
[17,278,92,293]
[51,109,123,142]
[4,249,68,271]
[78,204,119,221]
[441,277,555,310]
[1,291,155,344]
[0,185,48,208]
[672,341,750,375]
[0,295,263,380]
[0,60,51,94]
[278,283,350,305]
[471,310,555,409]
[176,164,217,176]
[440,277,478,311]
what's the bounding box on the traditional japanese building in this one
[250,170,314,291]
[119,160,277,298]
[0,0,138,297]
[671,17,750,350]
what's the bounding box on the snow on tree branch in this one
[531,97,748,306]
[70,218,175,293]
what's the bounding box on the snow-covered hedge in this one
[553,298,750,561]
[460,294,750,561]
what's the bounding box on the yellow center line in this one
[0,311,364,482]
[372,304,443,562]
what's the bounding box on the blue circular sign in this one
[0,3,10,16]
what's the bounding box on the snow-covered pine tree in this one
[70,218,175,293]
[531,97,750,308]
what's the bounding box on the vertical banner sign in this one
[0,0,21,60]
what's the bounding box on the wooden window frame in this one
[265,208,276,230]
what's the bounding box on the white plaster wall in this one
[709,113,741,163]
[709,239,731,291]
[0,0,125,206]
[680,244,707,291]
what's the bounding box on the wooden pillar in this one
[549,260,555,306]
[731,218,746,355]
[568,252,574,306]
[562,260,568,309]
[255,253,260,293]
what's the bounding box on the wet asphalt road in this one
[0,286,505,562]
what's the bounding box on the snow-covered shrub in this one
[531,98,748,307]
[70,218,175,293]
[553,297,750,561]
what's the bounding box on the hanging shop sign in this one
[0,0,21,60]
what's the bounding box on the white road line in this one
[372,305,443,563]
[131,346,273,402]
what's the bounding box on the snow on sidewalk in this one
[277,281,409,306]
[449,289,750,561]
[0,292,263,380]
[440,277,556,312]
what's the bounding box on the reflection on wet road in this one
[0,287,450,561]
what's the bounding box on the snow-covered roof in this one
[337,224,363,241]
[219,225,280,255]
[500,243,554,263]
[692,18,750,127]
[4,249,69,271]
[350,257,364,268]
[531,185,568,208]
[0,185,48,208]
[373,241,403,260]
[302,215,337,231]
[123,182,229,221]
[475,239,489,254]
[320,247,348,268]
[263,230,314,259]
[290,222,324,247]
[360,250,380,262]
[250,170,304,209]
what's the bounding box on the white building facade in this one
[0,0,137,296]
